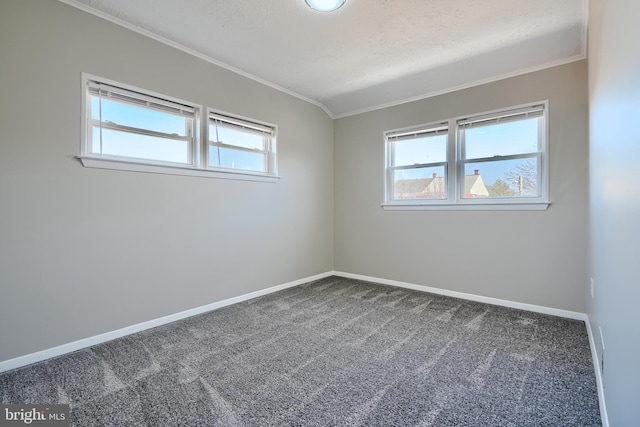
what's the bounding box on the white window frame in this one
[384,121,450,205]
[383,101,550,211]
[78,73,279,183]
[207,109,278,177]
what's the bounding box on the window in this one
[384,102,548,210]
[83,78,198,166]
[386,123,449,200]
[208,112,277,175]
[458,105,545,200]
[79,74,278,182]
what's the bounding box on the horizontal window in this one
[384,103,549,210]
[85,80,197,166]
[79,74,278,182]
[208,112,276,175]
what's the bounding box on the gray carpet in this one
[1,276,601,426]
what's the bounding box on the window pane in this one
[393,134,447,167]
[463,158,539,198]
[209,146,267,172]
[91,96,188,136]
[209,123,266,151]
[392,167,446,200]
[464,118,539,159]
[92,127,189,164]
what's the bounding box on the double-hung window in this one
[84,79,198,166]
[208,112,276,175]
[386,123,449,201]
[79,74,278,182]
[458,104,546,201]
[384,102,549,210]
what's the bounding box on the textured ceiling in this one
[63,0,587,118]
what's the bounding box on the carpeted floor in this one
[1,276,601,426]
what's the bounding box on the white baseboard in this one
[0,270,592,375]
[332,271,588,321]
[0,271,333,374]
[1,269,606,423]
[585,316,610,427]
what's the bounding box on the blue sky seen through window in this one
[92,128,189,163]
[208,123,268,172]
[91,96,270,172]
[394,134,447,167]
[91,97,187,135]
[90,96,190,163]
[464,119,538,159]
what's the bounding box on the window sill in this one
[381,202,550,211]
[77,156,280,183]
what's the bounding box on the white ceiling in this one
[64,0,587,118]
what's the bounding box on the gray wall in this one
[0,0,334,362]
[588,0,640,424]
[334,60,589,312]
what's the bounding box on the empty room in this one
[0,0,638,425]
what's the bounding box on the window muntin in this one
[208,113,276,175]
[386,124,449,201]
[86,81,196,165]
[458,105,545,200]
[384,102,548,208]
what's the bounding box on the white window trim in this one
[384,121,450,203]
[382,202,550,211]
[206,108,278,177]
[77,156,279,183]
[382,101,550,211]
[78,73,280,183]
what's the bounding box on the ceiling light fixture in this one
[305,0,346,12]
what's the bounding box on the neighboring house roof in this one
[395,177,445,197]
[394,177,445,199]
[464,174,489,198]
[394,173,489,199]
